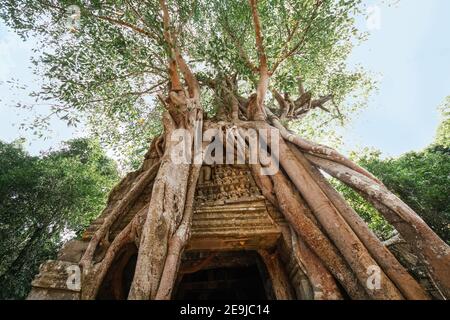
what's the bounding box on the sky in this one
[0,0,449,157]
[0,24,80,154]
[344,0,450,156]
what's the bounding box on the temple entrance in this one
[173,251,276,300]
[91,164,296,300]
[174,264,268,300]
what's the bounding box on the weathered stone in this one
[57,240,89,263]
[27,260,80,300]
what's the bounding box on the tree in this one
[0,138,119,299]
[334,147,450,244]
[435,96,450,148]
[335,103,450,244]
[1,0,448,300]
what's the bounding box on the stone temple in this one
[27,154,439,299]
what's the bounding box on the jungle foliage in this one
[0,138,119,299]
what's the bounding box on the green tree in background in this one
[335,101,450,243]
[0,138,119,299]
[435,96,450,148]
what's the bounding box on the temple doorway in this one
[174,264,268,300]
[174,251,276,300]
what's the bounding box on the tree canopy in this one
[435,96,450,148]
[0,0,373,167]
[0,138,119,299]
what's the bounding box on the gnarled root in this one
[288,144,429,300]
[81,205,148,299]
[258,249,295,300]
[128,111,202,300]
[79,160,160,275]
[306,153,450,298]
[268,169,369,299]
[155,164,202,300]
[275,137,403,299]
[288,228,343,300]
[266,113,380,184]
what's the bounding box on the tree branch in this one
[83,80,168,105]
[271,0,323,74]
[159,0,182,91]
[222,22,259,73]
[249,0,269,120]
[38,0,162,42]
[124,0,163,43]
[249,0,268,74]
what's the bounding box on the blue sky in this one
[0,0,449,157]
[344,0,450,156]
[0,23,80,154]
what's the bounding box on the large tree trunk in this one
[23,0,448,301]
[128,110,201,300]
[154,164,201,300]
[73,21,447,297]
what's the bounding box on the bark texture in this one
[75,117,448,300]
[288,144,429,300]
[306,154,450,298]
[258,249,295,300]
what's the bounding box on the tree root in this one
[306,153,450,298]
[79,159,161,273]
[266,111,381,184]
[81,205,149,299]
[288,144,429,300]
[155,164,202,300]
